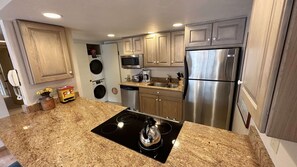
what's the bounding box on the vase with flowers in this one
[36,87,55,111]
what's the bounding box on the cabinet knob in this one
[155,98,158,101]
[207,38,210,41]
[213,37,216,41]
[69,71,73,74]
[238,80,243,85]
[166,117,169,119]
[153,61,156,64]
[156,92,160,94]
[171,61,174,64]
[159,99,161,102]
[156,61,159,64]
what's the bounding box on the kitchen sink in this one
[148,82,179,88]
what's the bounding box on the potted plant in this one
[36,87,55,111]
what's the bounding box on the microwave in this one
[121,54,143,69]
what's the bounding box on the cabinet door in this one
[171,31,185,66]
[143,34,157,67]
[17,20,73,84]
[185,24,212,47]
[156,33,171,66]
[237,0,288,131]
[212,18,246,46]
[132,37,143,54]
[139,93,158,116]
[266,1,297,142]
[122,38,133,55]
[158,96,182,121]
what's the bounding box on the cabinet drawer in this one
[139,87,182,98]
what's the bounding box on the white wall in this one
[0,20,77,105]
[232,106,297,167]
[72,41,94,99]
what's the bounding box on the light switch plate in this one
[270,138,280,153]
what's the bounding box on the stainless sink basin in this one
[148,82,179,88]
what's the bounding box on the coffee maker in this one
[142,69,151,82]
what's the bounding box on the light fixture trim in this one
[43,12,62,19]
[107,34,115,37]
[173,23,183,27]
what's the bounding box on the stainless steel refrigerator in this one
[184,48,239,130]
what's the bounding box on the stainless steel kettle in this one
[139,117,161,147]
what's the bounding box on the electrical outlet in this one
[270,138,280,153]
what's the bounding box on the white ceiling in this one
[0,0,253,42]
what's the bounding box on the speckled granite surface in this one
[248,126,274,167]
[0,97,259,166]
[120,81,183,92]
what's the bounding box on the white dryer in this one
[89,55,104,80]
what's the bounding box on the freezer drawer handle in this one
[238,80,243,85]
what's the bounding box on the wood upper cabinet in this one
[122,36,143,55]
[16,20,73,84]
[139,88,183,121]
[212,18,246,46]
[238,0,292,132]
[185,18,246,48]
[171,31,185,66]
[156,33,171,66]
[144,33,171,67]
[143,34,157,66]
[185,23,212,47]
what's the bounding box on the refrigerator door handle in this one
[225,54,235,81]
[183,55,189,99]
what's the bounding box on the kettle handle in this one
[142,117,156,139]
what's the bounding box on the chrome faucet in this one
[166,74,172,84]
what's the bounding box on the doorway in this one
[0,33,23,116]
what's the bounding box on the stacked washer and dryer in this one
[87,44,108,102]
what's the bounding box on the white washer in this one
[92,79,108,102]
[88,55,108,102]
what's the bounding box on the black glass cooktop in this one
[91,109,183,163]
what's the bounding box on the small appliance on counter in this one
[142,69,151,82]
[132,74,143,82]
[57,86,76,103]
[91,110,183,163]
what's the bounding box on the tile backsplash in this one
[120,67,184,82]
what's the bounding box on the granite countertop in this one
[120,81,183,92]
[0,97,259,166]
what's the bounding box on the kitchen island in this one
[0,97,260,166]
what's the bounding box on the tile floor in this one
[0,147,17,167]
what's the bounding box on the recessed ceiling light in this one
[148,32,155,34]
[43,13,62,19]
[107,34,115,37]
[173,23,183,27]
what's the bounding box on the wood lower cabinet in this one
[139,88,183,121]
[16,20,73,84]
[139,93,158,116]
[158,96,182,121]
